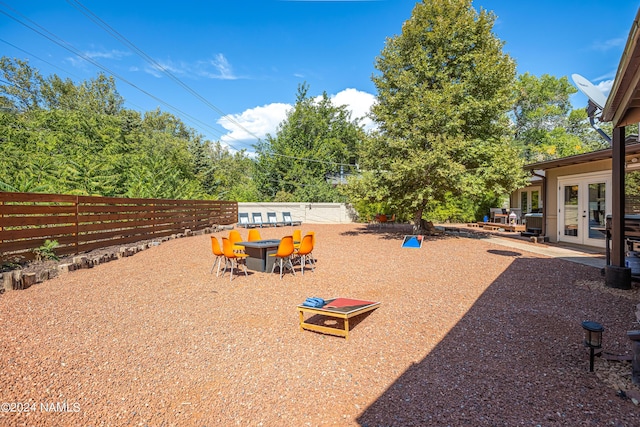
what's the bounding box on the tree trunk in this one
[412,200,438,235]
[412,202,426,234]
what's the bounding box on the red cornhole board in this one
[296,297,381,339]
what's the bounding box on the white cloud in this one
[66,56,87,68]
[329,88,377,132]
[591,37,626,52]
[218,103,292,148]
[152,60,187,75]
[217,88,377,152]
[143,65,163,78]
[142,59,189,78]
[84,49,131,60]
[141,53,239,80]
[596,79,613,95]
[67,49,130,69]
[198,53,237,80]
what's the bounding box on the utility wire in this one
[0,38,84,81]
[0,3,254,148]
[0,37,207,128]
[66,0,262,143]
[64,0,361,168]
[1,1,361,169]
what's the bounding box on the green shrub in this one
[33,239,60,261]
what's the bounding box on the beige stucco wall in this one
[238,202,357,224]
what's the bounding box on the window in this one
[520,188,541,213]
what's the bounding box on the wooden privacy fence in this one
[0,192,238,261]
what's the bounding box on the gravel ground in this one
[1,223,640,426]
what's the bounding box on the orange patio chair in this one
[210,236,225,277]
[292,229,302,249]
[221,237,248,281]
[269,235,296,279]
[248,229,262,242]
[294,234,315,275]
[306,231,316,264]
[228,229,245,252]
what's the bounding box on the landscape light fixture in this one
[582,320,604,372]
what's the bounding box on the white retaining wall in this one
[238,202,357,224]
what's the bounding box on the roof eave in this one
[523,142,640,171]
[602,9,640,126]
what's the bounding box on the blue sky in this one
[1,1,638,152]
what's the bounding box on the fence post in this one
[74,196,79,256]
[151,202,156,239]
[193,203,197,231]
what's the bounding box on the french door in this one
[558,173,610,247]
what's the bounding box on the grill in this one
[524,213,543,235]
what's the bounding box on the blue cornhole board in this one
[401,235,423,248]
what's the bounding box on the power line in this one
[0,38,84,81]
[63,0,363,168]
[1,2,363,169]
[0,2,256,150]
[65,0,263,144]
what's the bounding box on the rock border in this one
[0,225,231,292]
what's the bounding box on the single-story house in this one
[517,140,640,249]
[511,5,640,288]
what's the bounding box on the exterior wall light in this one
[582,320,604,372]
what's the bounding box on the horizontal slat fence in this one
[0,192,237,261]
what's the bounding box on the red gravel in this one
[1,223,639,426]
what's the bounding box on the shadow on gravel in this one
[487,249,522,257]
[341,224,452,243]
[356,256,640,426]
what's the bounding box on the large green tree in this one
[347,0,526,230]
[0,57,43,111]
[254,83,364,202]
[512,73,609,162]
[191,139,259,201]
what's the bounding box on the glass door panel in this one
[588,182,606,240]
[558,174,609,247]
[563,185,579,237]
[531,190,539,210]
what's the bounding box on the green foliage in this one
[254,83,363,202]
[424,192,474,223]
[423,191,505,223]
[33,239,60,261]
[348,198,400,223]
[348,0,523,230]
[0,57,43,111]
[194,140,259,201]
[512,73,609,162]
[0,57,255,201]
[627,170,640,196]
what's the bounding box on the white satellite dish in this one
[571,73,611,144]
[571,73,607,110]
